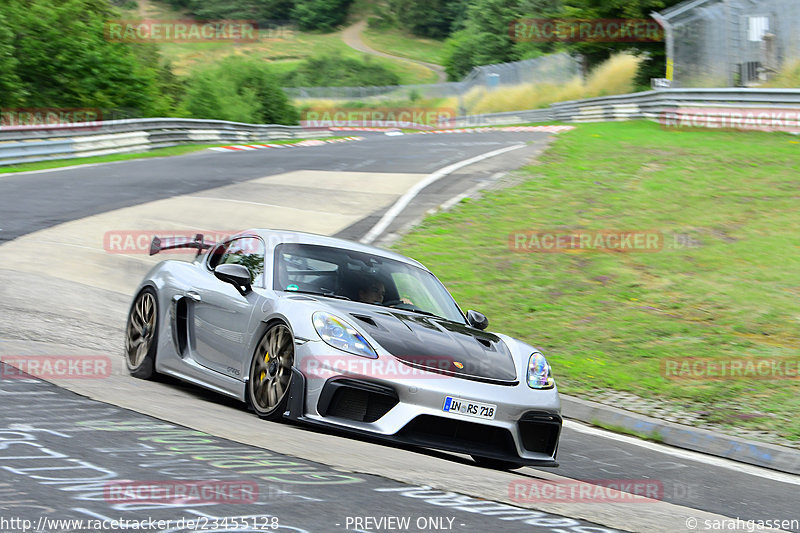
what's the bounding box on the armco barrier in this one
[0,118,330,167]
[447,88,800,128]
[4,89,800,166]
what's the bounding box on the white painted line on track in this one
[564,420,800,485]
[184,195,349,217]
[360,143,525,244]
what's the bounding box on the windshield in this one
[273,243,465,323]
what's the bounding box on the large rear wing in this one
[149,233,215,257]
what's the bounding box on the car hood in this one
[324,301,518,383]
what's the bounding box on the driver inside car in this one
[357,276,386,304]
[357,275,414,306]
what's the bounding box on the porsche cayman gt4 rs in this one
[125,229,561,469]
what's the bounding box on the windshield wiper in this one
[284,289,351,301]
[386,306,445,320]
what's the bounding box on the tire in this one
[124,287,159,380]
[471,455,524,470]
[247,323,294,421]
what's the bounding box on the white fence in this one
[447,88,800,130]
[0,118,331,167]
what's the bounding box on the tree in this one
[279,53,401,87]
[291,0,354,31]
[442,0,685,86]
[0,11,24,106]
[442,0,526,79]
[183,57,298,124]
[388,0,468,39]
[1,0,175,115]
[561,0,686,87]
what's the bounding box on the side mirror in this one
[466,310,489,330]
[215,264,252,295]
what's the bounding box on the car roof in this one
[235,228,429,271]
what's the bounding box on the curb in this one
[560,395,800,475]
[208,136,363,152]
[327,125,575,134]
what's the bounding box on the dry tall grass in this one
[292,54,643,118]
[457,53,642,115]
[762,60,800,88]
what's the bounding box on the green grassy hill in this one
[126,0,443,84]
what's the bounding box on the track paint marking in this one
[360,144,525,244]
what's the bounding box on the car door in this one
[190,236,265,378]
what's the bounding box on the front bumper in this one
[289,341,562,467]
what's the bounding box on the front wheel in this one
[471,455,524,470]
[124,287,159,379]
[247,323,294,420]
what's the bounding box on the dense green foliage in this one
[0,0,300,124]
[159,0,353,31]
[369,0,680,85]
[371,0,468,39]
[441,0,684,82]
[0,0,181,114]
[184,57,299,123]
[291,0,355,31]
[0,12,22,107]
[278,54,401,87]
[159,0,294,22]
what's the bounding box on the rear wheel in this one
[124,288,159,379]
[471,455,524,470]
[248,323,294,420]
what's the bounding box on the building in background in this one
[653,0,800,87]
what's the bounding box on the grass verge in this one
[0,144,217,174]
[124,1,438,84]
[393,120,800,442]
[361,27,446,65]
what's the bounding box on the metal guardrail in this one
[0,118,330,167]
[3,89,800,167]
[447,88,800,127]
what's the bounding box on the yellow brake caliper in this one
[260,351,269,381]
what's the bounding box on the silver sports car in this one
[125,229,561,469]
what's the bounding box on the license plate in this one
[442,396,496,420]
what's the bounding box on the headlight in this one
[527,352,554,389]
[312,312,377,359]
